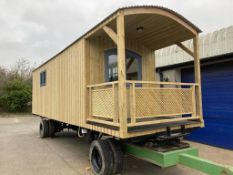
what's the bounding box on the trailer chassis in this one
[123,143,233,175]
[38,118,232,175]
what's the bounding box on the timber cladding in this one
[33,40,86,127]
[33,37,155,137]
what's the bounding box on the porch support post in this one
[193,35,204,125]
[117,11,127,137]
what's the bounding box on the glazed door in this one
[105,49,142,82]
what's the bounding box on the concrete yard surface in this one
[0,115,232,175]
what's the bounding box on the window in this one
[126,54,142,80]
[105,49,142,82]
[106,53,118,81]
[40,71,46,86]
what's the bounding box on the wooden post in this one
[88,87,92,119]
[117,11,127,137]
[112,83,118,123]
[193,35,204,125]
[130,83,136,124]
[84,39,90,124]
[191,85,196,117]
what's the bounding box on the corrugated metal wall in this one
[156,26,233,68]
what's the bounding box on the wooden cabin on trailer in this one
[33,6,204,175]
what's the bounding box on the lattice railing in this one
[87,81,198,127]
[126,80,197,125]
[87,81,119,126]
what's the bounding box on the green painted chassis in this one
[123,144,233,175]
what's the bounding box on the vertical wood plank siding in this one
[32,36,155,137]
[33,40,86,127]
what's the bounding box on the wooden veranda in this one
[84,6,204,138]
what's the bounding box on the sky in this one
[0,0,232,68]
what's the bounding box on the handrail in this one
[126,80,197,86]
[87,81,118,88]
[87,80,196,88]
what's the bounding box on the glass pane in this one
[105,49,142,82]
[107,54,118,81]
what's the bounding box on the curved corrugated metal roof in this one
[34,5,201,71]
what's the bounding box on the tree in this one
[9,58,33,82]
[0,78,32,112]
[0,66,7,89]
[0,58,34,112]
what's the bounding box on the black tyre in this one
[107,139,124,174]
[89,140,114,175]
[39,120,49,138]
[48,120,56,137]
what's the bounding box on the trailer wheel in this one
[89,140,114,175]
[48,120,56,137]
[107,139,124,174]
[39,120,49,138]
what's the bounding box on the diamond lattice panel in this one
[135,88,193,118]
[92,88,114,119]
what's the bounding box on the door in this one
[105,49,142,82]
[181,61,233,150]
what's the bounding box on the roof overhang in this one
[87,6,201,50]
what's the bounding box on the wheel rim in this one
[91,147,102,173]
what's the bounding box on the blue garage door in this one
[181,61,233,150]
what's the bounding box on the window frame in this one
[104,48,142,82]
[40,70,46,87]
